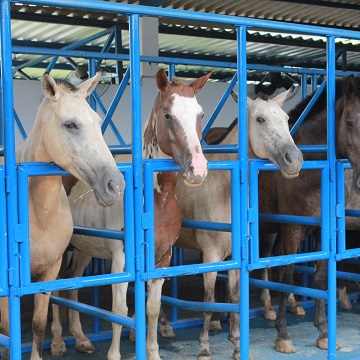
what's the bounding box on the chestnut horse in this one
[258,75,360,354]
[175,87,303,360]
[50,68,211,360]
[0,73,123,360]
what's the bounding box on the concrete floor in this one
[15,274,360,360]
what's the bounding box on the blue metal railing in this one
[2,1,360,359]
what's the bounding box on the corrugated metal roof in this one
[7,1,360,83]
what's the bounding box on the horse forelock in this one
[169,78,196,98]
[255,92,269,101]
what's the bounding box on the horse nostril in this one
[284,152,292,164]
[107,179,119,196]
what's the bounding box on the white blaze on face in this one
[171,93,207,177]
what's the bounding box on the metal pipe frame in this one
[2,1,360,359]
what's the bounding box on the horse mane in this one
[288,78,347,126]
[57,79,78,93]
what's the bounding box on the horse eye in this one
[346,120,354,128]
[64,121,78,130]
[257,117,265,123]
[164,113,172,120]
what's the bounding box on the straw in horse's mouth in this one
[74,189,95,204]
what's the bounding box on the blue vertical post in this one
[168,63,175,80]
[129,14,147,360]
[326,35,337,360]
[88,59,101,334]
[1,0,21,358]
[238,25,250,360]
[168,62,179,323]
[301,73,308,100]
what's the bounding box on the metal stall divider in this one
[2,1,360,359]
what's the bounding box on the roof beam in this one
[275,0,360,11]
[139,0,170,6]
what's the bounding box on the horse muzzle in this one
[277,147,303,179]
[92,171,124,207]
[181,158,208,186]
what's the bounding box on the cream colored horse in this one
[50,68,211,360]
[175,88,303,360]
[0,72,123,360]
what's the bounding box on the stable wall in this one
[13,77,303,146]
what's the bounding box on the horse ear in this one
[231,90,238,103]
[41,73,60,102]
[273,85,295,106]
[232,91,252,108]
[77,72,101,98]
[189,72,213,94]
[344,75,359,99]
[156,68,170,92]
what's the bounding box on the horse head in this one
[232,88,303,178]
[337,75,360,193]
[38,72,123,206]
[144,68,211,186]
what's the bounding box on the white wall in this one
[13,78,304,146]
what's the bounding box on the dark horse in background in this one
[259,75,360,353]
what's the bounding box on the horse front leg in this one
[274,263,296,354]
[66,249,95,354]
[31,260,63,360]
[227,269,240,360]
[259,233,277,320]
[0,297,9,360]
[198,270,217,360]
[146,278,165,360]
[107,248,128,360]
[158,305,176,339]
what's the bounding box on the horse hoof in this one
[316,337,341,350]
[290,306,306,316]
[50,341,67,356]
[209,320,222,332]
[160,323,176,338]
[75,341,96,354]
[274,338,296,353]
[338,300,352,311]
[147,352,161,360]
[264,310,276,321]
[232,349,240,360]
[197,352,212,360]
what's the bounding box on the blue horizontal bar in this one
[249,278,328,299]
[73,226,124,241]
[182,219,231,232]
[0,334,9,349]
[345,210,360,217]
[202,144,238,153]
[337,247,360,260]
[16,0,360,40]
[50,295,135,329]
[16,272,134,296]
[259,213,321,226]
[160,294,239,313]
[295,265,360,282]
[251,251,329,270]
[145,260,241,280]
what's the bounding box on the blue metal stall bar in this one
[15,162,135,296]
[1,1,21,357]
[2,1,360,359]
[0,166,8,297]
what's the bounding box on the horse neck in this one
[143,97,178,194]
[17,106,65,211]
